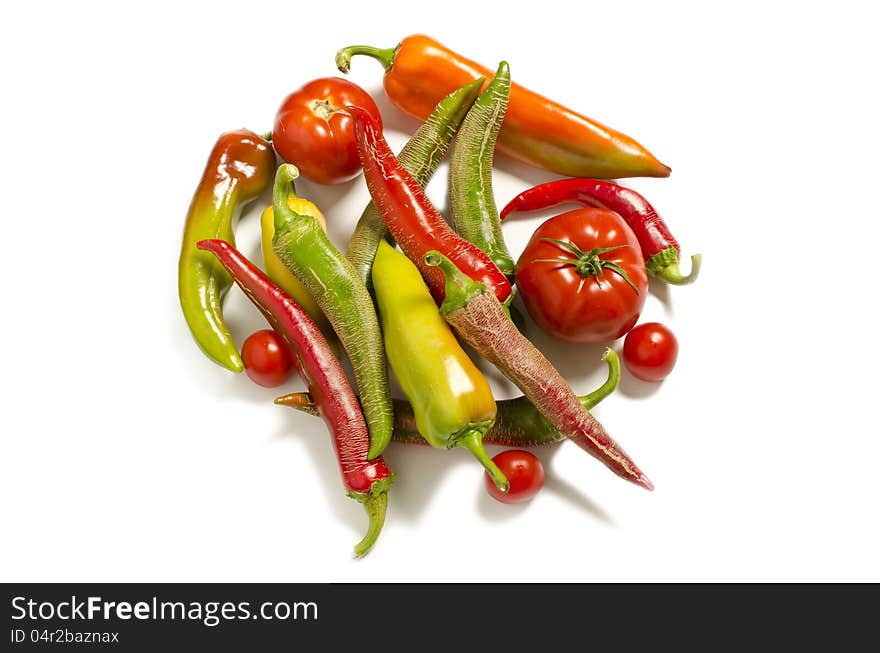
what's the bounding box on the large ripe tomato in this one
[515,208,648,343]
[272,78,381,185]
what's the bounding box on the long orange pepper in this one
[336,34,670,180]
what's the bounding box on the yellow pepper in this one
[260,196,332,335]
[372,240,508,491]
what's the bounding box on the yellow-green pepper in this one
[372,240,508,492]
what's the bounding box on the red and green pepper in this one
[178,129,275,372]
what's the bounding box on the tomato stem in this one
[535,238,640,294]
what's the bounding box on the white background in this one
[2,1,878,582]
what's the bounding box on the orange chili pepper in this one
[336,34,670,180]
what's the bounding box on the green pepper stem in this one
[582,348,620,410]
[348,477,392,558]
[424,251,486,314]
[335,44,398,74]
[272,164,302,232]
[457,429,509,493]
[655,253,701,285]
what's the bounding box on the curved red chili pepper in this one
[501,178,701,285]
[196,238,393,557]
[347,104,512,304]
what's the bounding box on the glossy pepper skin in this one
[449,61,515,279]
[336,35,670,180]
[260,197,332,336]
[501,178,701,285]
[372,241,508,491]
[196,239,393,558]
[347,105,512,305]
[178,129,275,372]
[346,77,484,291]
[271,164,393,460]
[426,251,653,491]
[277,348,621,448]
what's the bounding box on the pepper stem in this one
[272,164,302,232]
[456,429,509,493]
[424,251,486,314]
[335,43,399,74]
[582,348,621,411]
[650,251,702,285]
[274,392,319,417]
[348,476,393,558]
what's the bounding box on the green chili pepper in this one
[271,164,393,460]
[371,240,508,492]
[277,349,621,448]
[448,61,515,280]
[346,77,485,290]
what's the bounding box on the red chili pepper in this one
[196,238,393,558]
[347,105,512,305]
[501,178,701,285]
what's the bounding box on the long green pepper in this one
[271,164,392,460]
[448,61,515,279]
[346,77,485,290]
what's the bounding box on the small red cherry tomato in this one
[485,450,545,504]
[622,322,679,382]
[241,330,294,387]
[515,208,648,344]
[272,77,382,185]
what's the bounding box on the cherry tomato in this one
[272,77,382,185]
[622,322,678,382]
[485,450,545,504]
[241,330,294,388]
[515,208,648,343]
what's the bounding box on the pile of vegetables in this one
[177,34,699,557]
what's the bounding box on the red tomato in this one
[272,78,381,185]
[485,450,545,504]
[622,322,678,382]
[241,330,294,388]
[515,208,648,343]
